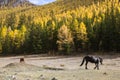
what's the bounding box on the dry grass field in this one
[0,54,120,80]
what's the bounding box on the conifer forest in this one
[0,0,120,55]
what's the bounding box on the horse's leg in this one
[94,63,97,69]
[96,61,99,70]
[94,63,99,70]
[85,61,88,69]
[97,64,99,70]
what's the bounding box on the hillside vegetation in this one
[0,0,120,55]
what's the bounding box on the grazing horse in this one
[80,55,103,70]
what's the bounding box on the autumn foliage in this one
[0,0,120,55]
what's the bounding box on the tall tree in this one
[57,25,73,54]
[74,22,88,51]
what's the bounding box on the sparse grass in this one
[0,55,120,80]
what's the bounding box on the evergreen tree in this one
[57,25,73,54]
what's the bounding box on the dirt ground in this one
[0,54,120,80]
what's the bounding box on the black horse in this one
[80,55,103,70]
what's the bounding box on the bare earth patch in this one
[0,55,120,80]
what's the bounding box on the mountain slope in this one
[0,0,120,54]
[0,0,34,7]
[0,0,104,19]
[20,0,103,18]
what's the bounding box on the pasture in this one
[0,54,120,80]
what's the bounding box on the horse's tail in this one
[80,57,86,66]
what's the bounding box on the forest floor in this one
[0,54,120,80]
